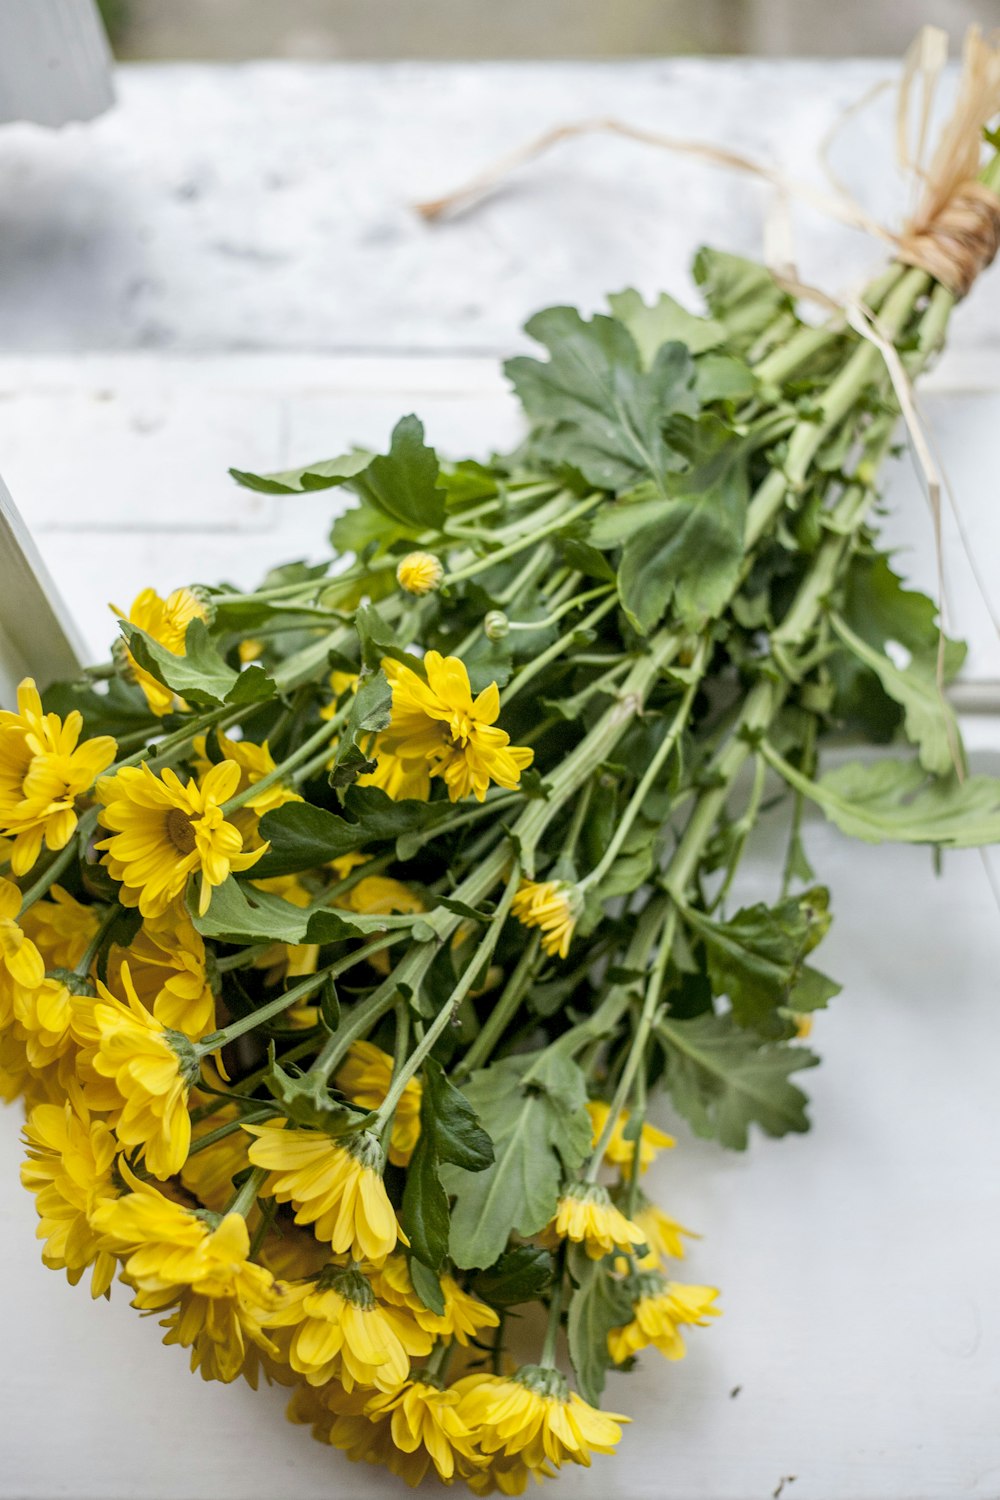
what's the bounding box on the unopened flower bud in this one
[396,552,444,596]
[484,610,509,641]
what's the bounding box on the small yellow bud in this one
[396,552,444,595]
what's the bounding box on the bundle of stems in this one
[5,49,1000,1495]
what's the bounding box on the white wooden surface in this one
[1,61,999,1500]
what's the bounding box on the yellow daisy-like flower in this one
[19,885,99,971]
[607,1275,721,1364]
[615,1188,698,1271]
[372,1254,500,1347]
[90,963,199,1179]
[115,586,208,717]
[12,969,77,1071]
[586,1100,675,1175]
[91,1172,280,1384]
[335,1041,422,1168]
[244,1122,404,1262]
[0,876,46,1028]
[96,759,267,918]
[267,1266,432,1391]
[511,879,580,960]
[547,1183,646,1261]
[108,907,215,1039]
[20,1089,119,1297]
[370,652,533,804]
[396,551,444,596]
[192,730,302,835]
[363,1380,485,1484]
[454,1366,629,1473]
[0,679,116,876]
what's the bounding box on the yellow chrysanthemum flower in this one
[0,876,46,1028]
[90,963,199,1179]
[266,1266,432,1391]
[244,1122,404,1262]
[369,652,533,804]
[372,1254,500,1346]
[108,907,215,1039]
[20,1089,119,1297]
[335,1041,422,1168]
[12,969,78,1071]
[608,1275,721,1364]
[396,552,444,596]
[91,1172,280,1384]
[96,759,267,918]
[19,885,99,970]
[547,1183,646,1260]
[615,1188,698,1271]
[364,1380,485,1484]
[454,1366,629,1473]
[511,879,580,959]
[0,679,116,876]
[115,586,208,717]
[586,1100,675,1175]
[192,730,302,838]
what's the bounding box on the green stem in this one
[225,1165,268,1219]
[444,493,603,586]
[373,867,521,1128]
[539,1249,566,1369]
[17,810,97,916]
[585,906,676,1182]
[453,931,541,1081]
[75,901,120,977]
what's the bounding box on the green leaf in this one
[330,669,392,781]
[692,248,792,353]
[615,416,749,632]
[765,748,1000,849]
[190,875,396,945]
[254,787,450,878]
[607,288,725,363]
[472,1247,554,1307]
[229,451,371,495]
[657,1012,818,1150]
[443,1051,592,1270]
[684,887,839,1033]
[408,1255,446,1316]
[120,618,275,708]
[402,1058,493,1269]
[505,306,698,494]
[566,1244,634,1404]
[264,1053,367,1136]
[351,415,446,534]
[830,612,961,777]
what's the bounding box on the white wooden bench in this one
[0,59,998,1500]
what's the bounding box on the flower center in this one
[165,807,198,855]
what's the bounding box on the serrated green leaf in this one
[229,451,371,495]
[765,747,1000,848]
[119,619,234,707]
[402,1058,493,1269]
[443,1052,592,1270]
[472,1247,554,1307]
[692,248,792,353]
[254,786,448,878]
[657,1012,818,1150]
[607,288,725,363]
[830,612,961,777]
[505,306,698,494]
[615,416,749,632]
[566,1244,634,1404]
[263,1054,367,1135]
[684,887,838,1034]
[352,414,446,534]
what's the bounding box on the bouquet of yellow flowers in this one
[5,30,1000,1494]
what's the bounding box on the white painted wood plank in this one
[2,351,999,688]
[1,809,998,1500]
[2,60,999,360]
[0,473,85,696]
